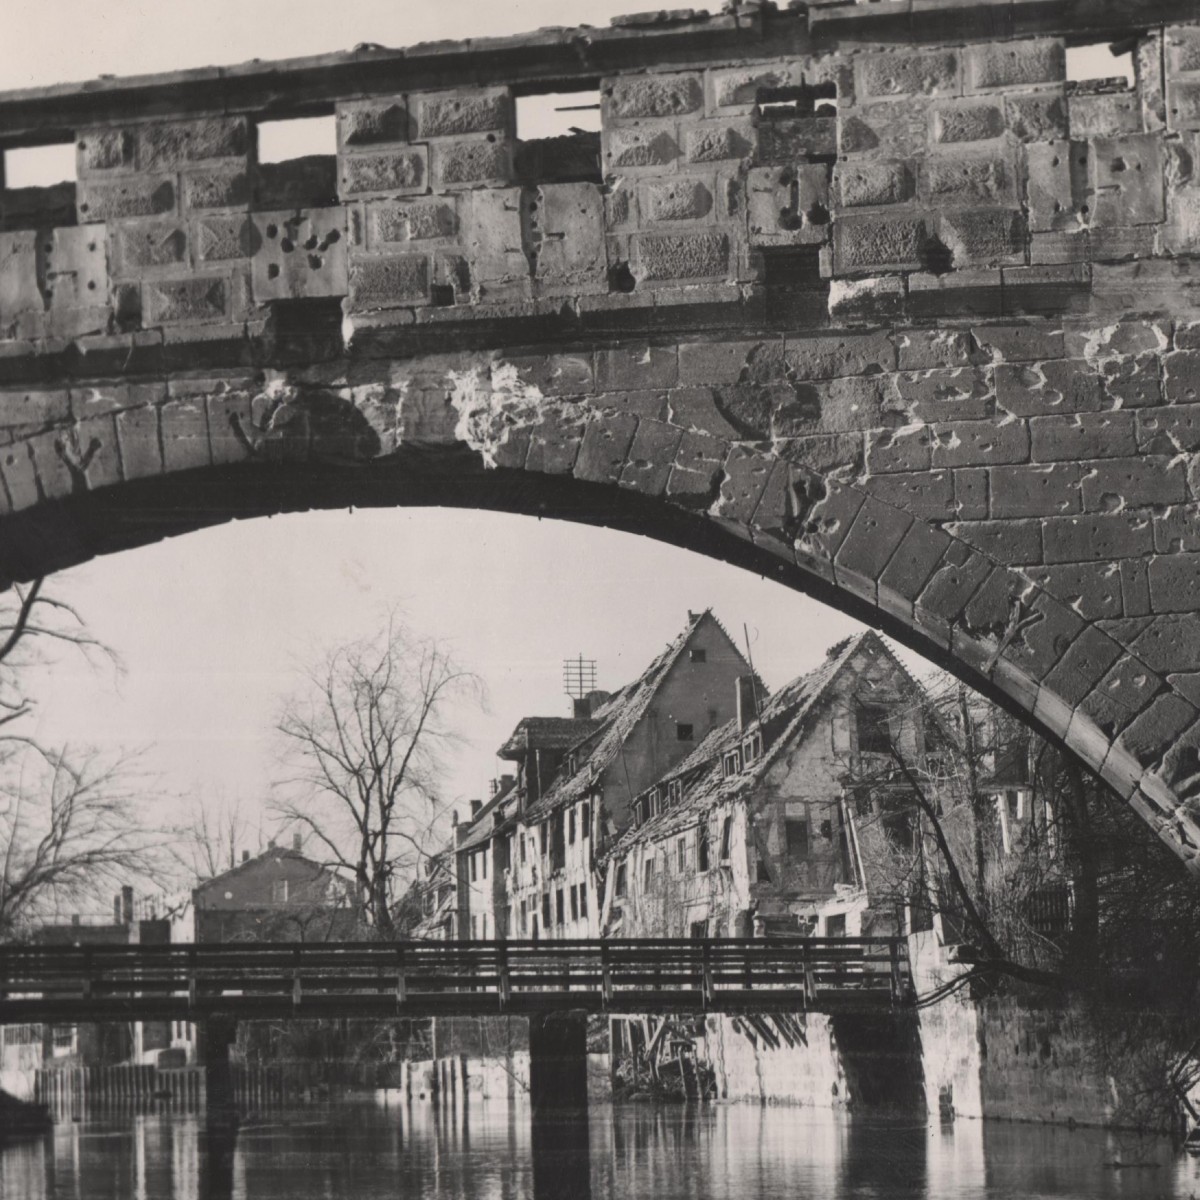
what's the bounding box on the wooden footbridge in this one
[0,937,910,1023]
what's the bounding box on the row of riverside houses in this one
[408,610,1033,949]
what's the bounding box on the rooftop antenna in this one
[743,623,762,717]
[563,654,598,700]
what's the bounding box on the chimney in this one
[736,675,759,731]
[72,914,81,927]
[572,695,591,718]
[292,832,302,853]
[242,849,250,864]
[451,809,459,828]
[113,894,122,923]
[121,885,134,926]
[470,799,482,817]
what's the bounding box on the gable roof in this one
[521,610,751,823]
[605,631,917,858]
[193,845,332,893]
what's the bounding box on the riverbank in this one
[0,1088,51,1138]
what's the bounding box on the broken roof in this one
[521,610,749,823]
[497,716,602,759]
[605,631,912,859]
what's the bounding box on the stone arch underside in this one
[2,0,1200,869]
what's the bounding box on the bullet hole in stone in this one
[1111,158,1127,172]
[806,203,829,226]
[1081,205,1089,215]
[304,235,319,251]
[779,207,803,231]
[431,284,455,307]
[608,261,636,293]
[487,134,497,143]
[325,229,340,244]
[88,243,96,252]
[80,204,89,213]
[87,281,95,290]
[308,254,322,269]
[1051,157,1060,168]
[267,263,280,279]
[44,243,52,254]
[281,238,294,252]
[266,224,278,239]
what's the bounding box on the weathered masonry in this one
[1,0,1200,869]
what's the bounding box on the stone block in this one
[965,39,1064,91]
[182,169,251,211]
[838,101,928,159]
[338,99,411,148]
[1068,91,1141,138]
[685,121,754,163]
[78,176,176,223]
[431,139,513,189]
[414,89,512,139]
[937,208,1026,267]
[507,353,594,398]
[115,406,162,480]
[641,178,714,222]
[864,469,955,520]
[339,149,429,198]
[1043,624,1124,706]
[677,339,770,386]
[111,220,187,276]
[597,345,677,392]
[831,212,927,274]
[1167,26,1200,76]
[989,462,1080,518]
[834,493,914,594]
[923,155,1015,206]
[634,231,729,281]
[713,444,773,526]
[916,547,994,641]
[1168,81,1200,131]
[931,418,1029,468]
[461,188,530,286]
[706,64,802,114]
[747,165,830,246]
[604,128,680,172]
[619,418,683,495]
[826,275,906,321]
[137,117,248,168]
[785,330,895,380]
[1023,141,1078,232]
[160,396,211,473]
[607,73,703,120]
[666,429,727,505]
[1004,90,1067,142]
[1042,513,1153,563]
[366,200,458,246]
[866,426,932,474]
[856,50,960,100]
[1090,134,1164,227]
[1120,693,1200,772]
[251,209,348,301]
[756,117,836,164]
[0,389,70,430]
[995,359,1103,417]
[1029,411,1136,462]
[1164,351,1200,403]
[1029,561,1123,619]
[0,231,42,329]
[973,323,1064,363]
[954,466,988,520]
[574,411,638,485]
[1080,455,1186,512]
[77,127,137,174]
[1137,403,1200,453]
[950,517,1042,564]
[878,521,952,618]
[144,276,230,324]
[775,432,863,476]
[667,387,742,439]
[894,328,980,370]
[534,183,606,292]
[194,215,253,263]
[890,366,993,424]
[1147,554,1200,614]
[833,160,914,208]
[1132,613,1200,673]
[348,255,430,309]
[931,100,1005,144]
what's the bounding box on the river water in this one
[3,1096,1199,1199]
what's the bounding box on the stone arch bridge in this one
[1,0,1200,869]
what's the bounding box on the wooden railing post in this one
[803,943,817,1006]
[396,946,407,1008]
[292,947,302,1011]
[601,943,613,1008]
[889,939,903,1004]
[497,942,511,1010]
[701,942,714,1010]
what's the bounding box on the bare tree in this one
[0,580,156,940]
[171,791,255,881]
[272,612,482,937]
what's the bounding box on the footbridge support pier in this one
[529,1012,591,1200]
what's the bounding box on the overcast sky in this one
[3,0,1118,865]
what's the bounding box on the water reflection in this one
[2,1097,1199,1199]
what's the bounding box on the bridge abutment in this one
[200,1016,238,1127]
[529,1011,591,1200]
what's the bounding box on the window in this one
[570,885,579,921]
[581,803,590,837]
[697,826,709,873]
[644,857,655,891]
[858,705,892,755]
[722,749,742,778]
[5,143,76,188]
[677,837,687,872]
[516,90,601,139]
[470,855,478,883]
[556,889,565,925]
[826,913,847,939]
[520,836,527,863]
[257,115,337,164]
[579,883,588,918]
[1065,42,1134,87]
[743,733,762,764]
[540,825,548,854]
[820,819,833,841]
[615,863,628,898]
[668,779,684,806]
[689,648,707,663]
[542,893,551,928]
[481,851,487,880]
[568,809,576,844]
[690,919,708,940]
[676,723,694,742]
[271,880,289,903]
[551,811,566,870]
[720,816,733,862]
[1006,790,1020,821]
[785,818,810,858]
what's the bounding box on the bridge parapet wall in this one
[1,1,1200,871]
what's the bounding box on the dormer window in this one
[667,779,683,806]
[722,749,742,778]
[743,733,762,764]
